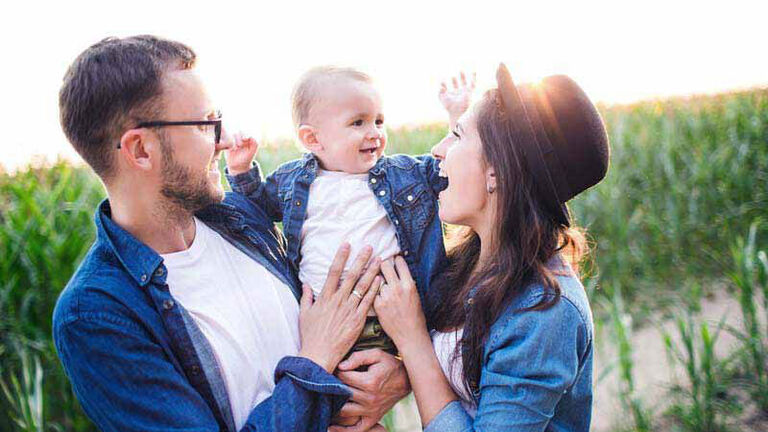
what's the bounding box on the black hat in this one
[495,63,610,226]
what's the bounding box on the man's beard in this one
[159,146,223,215]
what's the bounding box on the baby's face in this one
[309,80,387,173]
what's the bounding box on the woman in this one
[373,64,609,431]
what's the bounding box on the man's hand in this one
[330,349,411,432]
[439,71,476,129]
[226,132,259,176]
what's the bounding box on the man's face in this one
[155,69,229,213]
[309,79,387,174]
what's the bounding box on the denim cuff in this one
[225,162,263,196]
[424,400,473,432]
[274,356,351,397]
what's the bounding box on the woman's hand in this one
[373,257,429,352]
[374,257,459,426]
[439,72,476,129]
[298,244,382,373]
[226,132,259,175]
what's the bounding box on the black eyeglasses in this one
[117,111,222,149]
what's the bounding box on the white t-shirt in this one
[299,169,400,298]
[432,327,478,417]
[161,218,301,430]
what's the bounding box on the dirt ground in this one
[592,290,767,431]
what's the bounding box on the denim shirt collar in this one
[95,199,250,288]
[299,151,389,176]
[95,200,163,287]
[300,152,320,173]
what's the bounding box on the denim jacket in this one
[424,259,594,432]
[226,152,448,308]
[52,194,351,432]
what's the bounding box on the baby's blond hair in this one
[291,66,372,129]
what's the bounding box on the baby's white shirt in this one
[299,169,400,297]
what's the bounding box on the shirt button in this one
[407,195,414,202]
[403,250,409,256]
[467,298,474,305]
[162,299,175,310]
[155,268,165,277]
[379,190,386,196]
[140,274,147,282]
[394,219,400,225]
[295,200,302,206]
[370,178,377,184]
[191,365,200,375]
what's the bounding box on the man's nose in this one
[217,128,234,150]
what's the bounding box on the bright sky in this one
[1,0,766,171]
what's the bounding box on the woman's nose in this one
[431,133,455,160]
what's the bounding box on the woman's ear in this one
[297,125,322,153]
[486,168,497,194]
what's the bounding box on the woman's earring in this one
[487,184,496,194]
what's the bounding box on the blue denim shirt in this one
[424,260,594,432]
[52,194,351,432]
[226,152,448,309]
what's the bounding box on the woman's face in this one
[430,105,493,227]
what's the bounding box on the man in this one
[53,35,407,432]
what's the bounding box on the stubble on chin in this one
[159,154,222,217]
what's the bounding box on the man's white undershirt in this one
[161,217,300,430]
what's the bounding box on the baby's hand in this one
[226,132,259,176]
[439,72,476,126]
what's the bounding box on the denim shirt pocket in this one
[277,186,293,205]
[392,182,435,240]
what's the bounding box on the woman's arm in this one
[373,257,459,426]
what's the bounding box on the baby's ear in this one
[297,125,322,152]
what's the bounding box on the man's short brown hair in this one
[59,35,196,181]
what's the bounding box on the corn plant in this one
[0,340,61,432]
[571,89,768,309]
[0,161,103,431]
[726,221,768,413]
[600,284,653,432]
[661,301,735,432]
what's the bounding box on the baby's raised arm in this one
[439,71,476,130]
[226,132,260,176]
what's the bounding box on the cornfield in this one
[1,88,766,431]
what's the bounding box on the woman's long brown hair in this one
[431,88,587,397]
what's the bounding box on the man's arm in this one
[330,349,411,432]
[55,315,349,432]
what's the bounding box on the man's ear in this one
[118,129,158,172]
[297,125,323,153]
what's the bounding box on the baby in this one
[226,66,472,355]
